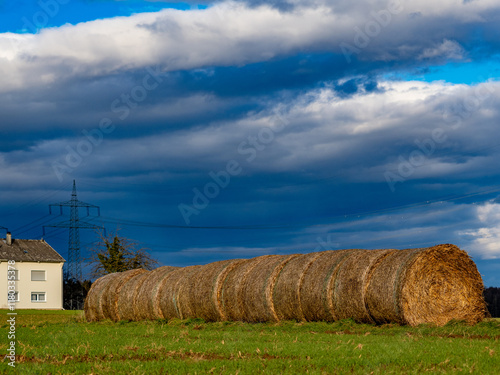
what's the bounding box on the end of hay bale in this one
[400,244,486,326]
[85,272,116,322]
[85,272,123,322]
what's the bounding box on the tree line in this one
[484,287,500,318]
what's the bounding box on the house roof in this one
[0,238,65,263]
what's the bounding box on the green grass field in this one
[0,310,499,374]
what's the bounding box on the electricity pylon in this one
[44,180,103,281]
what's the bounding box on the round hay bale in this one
[400,244,486,326]
[101,269,146,321]
[299,250,359,322]
[87,244,486,326]
[178,259,246,322]
[366,244,486,326]
[365,248,422,324]
[272,252,325,321]
[239,254,299,323]
[333,249,397,323]
[134,266,178,320]
[84,272,118,322]
[214,259,248,321]
[116,269,150,321]
[92,272,125,321]
[221,255,277,322]
[157,265,203,320]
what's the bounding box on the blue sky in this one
[0,1,201,33]
[393,58,500,85]
[1,0,500,287]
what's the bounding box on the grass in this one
[0,310,499,374]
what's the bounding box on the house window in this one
[31,292,46,302]
[7,291,19,303]
[31,270,46,281]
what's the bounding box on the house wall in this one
[0,261,64,309]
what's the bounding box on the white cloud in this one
[3,79,496,189]
[1,1,499,92]
[460,202,500,259]
[418,39,465,61]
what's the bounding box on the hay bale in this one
[157,265,202,320]
[221,255,278,322]
[84,272,118,322]
[365,248,422,324]
[91,272,125,321]
[116,270,150,321]
[273,252,325,321]
[134,266,178,321]
[333,249,397,323]
[86,244,486,326]
[101,269,147,321]
[214,259,248,321]
[299,250,359,321]
[178,259,246,322]
[239,254,299,322]
[400,244,485,326]
[366,244,486,326]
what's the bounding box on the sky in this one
[1,0,500,286]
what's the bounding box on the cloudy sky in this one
[1,0,500,285]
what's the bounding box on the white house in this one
[0,233,65,309]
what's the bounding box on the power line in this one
[90,184,500,231]
[1,184,68,216]
[12,214,57,237]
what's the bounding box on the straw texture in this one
[221,256,274,322]
[273,252,324,321]
[134,266,178,320]
[101,269,146,321]
[180,259,245,322]
[239,254,298,323]
[158,265,202,320]
[84,272,118,322]
[116,270,150,321]
[334,249,397,323]
[400,244,486,326]
[299,250,357,322]
[85,244,486,326]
